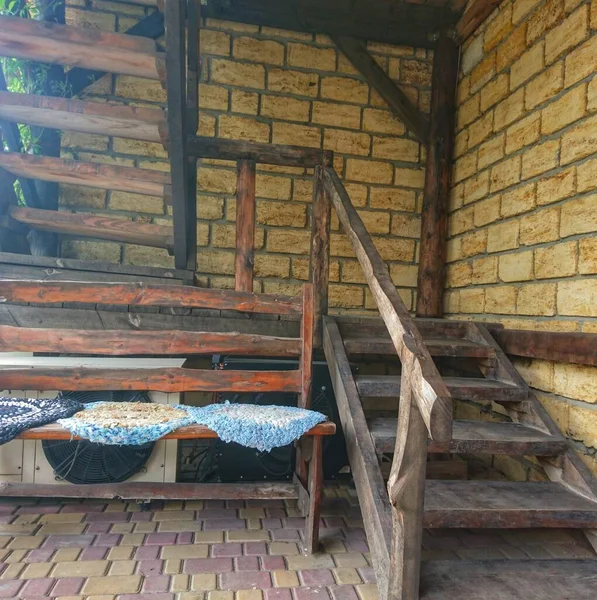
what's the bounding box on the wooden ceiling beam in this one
[456,0,505,43]
[332,36,429,144]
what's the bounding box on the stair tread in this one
[369,418,568,455]
[424,480,597,529]
[356,375,527,402]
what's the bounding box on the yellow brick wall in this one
[449,0,597,475]
[59,1,432,313]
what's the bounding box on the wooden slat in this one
[235,159,256,292]
[356,375,527,402]
[7,207,174,250]
[0,280,303,314]
[322,317,392,597]
[423,480,597,528]
[0,325,302,357]
[322,167,452,441]
[0,15,164,79]
[0,367,302,393]
[416,32,459,318]
[189,137,333,167]
[332,36,428,144]
[304,435,323,554]
[0,152,169,197]
[0,92,165,142]
[299,284,314,409]
[369,418,569,456]
[18,421,336,440]
[456,0,505,43]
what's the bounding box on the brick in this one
[459,288,486,313]
[457,94,481,130]
[198,167,237,194]
[267,69,319,97]
[471,55,496,94]
[462,230,488,258]
[449,206,474,236]
[558,278,597,316]
[233,37,284,65]
[334,569,362,585]
[580,238,597,274]
[53,559,109,577]
[588,75,597,112]
[162,545,209,560]
[113,138,167,158]
[592,0,597,28]
[518,282,557,315]
[231,90,258,114]
[312,102,361,129]
[257,201,306,227]
[494,88,525,131]
[191,573,217,591]
[267,229,311,254]
[561,115,597,164]
[455,130,468,158]
[261,95,310,122]
[328,285,364,308]
[546,6,589,64]
[201,30,231,56]
[468,111,494,148]
[487,220,520,252]
[272,123,321,148]
[535,241,578,279]
[472,256,499,284]
[478,134,505,169]
[373,237,415,261]
[490,156,521,192]
[115,75,165,102]
[372,137,419,162]
[62,240,120,263]
[461,35,484,76]
[401,59,432,86]
[287,44,336,71]
[320,77,368,103]
[219,115,270,143]
[480,74,510,112]
[485,285,518,314]
[453,152,477,183]
[505,113,540,155]
[555,364,597,403]
[564,35,597,87]
[62,131,108,152]
[521,139,560,180]
[369,187,416,211]
[499,250,534,282]
[211,59,265,89]
[527,0,565,43]
[541,84,587,135]
[324,130,371,156]
[60,184,106,209]
[394,167,425,188]
[497,24,528,72]
[391,213,421,238]
[346,159,393,184]
[560,194,597,237]
[515,358,554,391]
[578,158,597,192]
[510,42,544,90]
[82,575,141,595]
[520,207,560,245]
[356,210,390,234]
[474,196,501,227]
[446,262,472,287]
[536,167,576,205]
[501,182,536,217]
[525,63,564,110]
[195,250,235,275]
[463,171,490,205]
[362,109,406,135]
[199,113,217,137]
[255,174,292,200]
[389,264,418,287]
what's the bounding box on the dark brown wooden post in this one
[235,159,257,292]
[416,32,459,318]
[309,165,331,347]
[304,434,323,554]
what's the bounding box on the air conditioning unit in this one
[0,357,185,486]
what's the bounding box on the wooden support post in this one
[309,165,331,348]
[416,32,459,318]
[299,283,314,410]
[304,435,323,555]
[164,1,197,271]
[387,363,428,600]
[235,159,257,292]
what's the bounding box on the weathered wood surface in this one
[188,136,333,167]
[0,280,302,314]
[18,421,335,440]
[456,0,505,42]
[416,33,459,318]
[0,92,165,142]
[0,15,164,79]
[7,207,174,250]
[0,152,169,197]
[235,159,256,292]
[309,165,331,347]
[0,367,302,393]
[369,418,569,456]
[304,435,323,554]
[423,480,597,528]
[491,328,597,367]
[322,167,451,441]
[299,284,314,410]
[323,317,392,598]
[332,36,428,144]
[0,325,302,357]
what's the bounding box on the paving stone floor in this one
[0,484,594,600]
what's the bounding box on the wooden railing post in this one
[235,159,257,292]
[309,165,331,347]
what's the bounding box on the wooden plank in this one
[299,284,314,409]
[304,435,323,554]
[309,165,331,347]
[18,421,336,440]
[423,480,597,528]
[7,206,174,250]
[0,367,302,393]
[0,152,169,197]
[416,32,459,318]
[370,418,569,456]
[0,325,302,357]
[331,36,428,144]
[322,167,452,442]
[356,375,527,402]
[164,0,196,271]
[491,328,597,367]
[235,159,256,292]
[456,0,505,43]
[0,91,165,142]
[0,280,303,314]
[188,136,333,167]
[0,15,164,79]
[322,317,392,599]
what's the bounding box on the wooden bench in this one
[0,279,335,553]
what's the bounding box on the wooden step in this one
[0,153,170,198]
[0,92,165,142]
[369,418,568,455]
[0,15,164,79]
[424,480,597,528]
[356,375,527,402]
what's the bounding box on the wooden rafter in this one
[332,36,429,144]
[456,0,505,43]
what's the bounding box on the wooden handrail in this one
[321,166,451,441]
